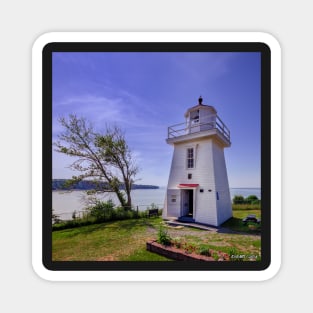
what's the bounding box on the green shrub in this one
[212,251,219,261]
[245,195,259,204]
[52,200,161,231]
[251,199,261,205]
[157,224,171,246]
[233,195,261,206]
[232,203,261,210]
[88,199,115,221]
[182,242,197,254]
[233,195,245,204]
[172,237,182,249]
[198,245,211,256]
[137,210,149,218]
[114,206,137,220]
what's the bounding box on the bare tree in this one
[54,114,139,209]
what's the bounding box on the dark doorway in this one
[179,189,195,223]
[188,189,193,216]
[181,189,194,218]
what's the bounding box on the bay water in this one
[52,187,261,220]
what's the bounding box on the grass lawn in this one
[53,211,261,261]
[222,204,261,233]
[52,218,171,261]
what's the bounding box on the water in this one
[230,188,261,199]
[52,188,167,220]
[52,187,261,220]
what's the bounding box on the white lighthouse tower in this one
[163,97,232,227]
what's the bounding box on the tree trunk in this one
[125,191,132,210]
[115,189,127,208]
[124,178,132,210]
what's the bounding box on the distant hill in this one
[52,179,159,190]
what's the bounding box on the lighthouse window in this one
[190,110,200,125]
[187,148,194,169]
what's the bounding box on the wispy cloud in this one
[53,89,170,135]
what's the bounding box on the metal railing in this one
[168,115,230,143]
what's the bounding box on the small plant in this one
[157,224,171,246]
[183,242,196,254]
[228,247,239,256]
[198,245,211,256]
[218,251,230,261]
[172,237,182,249]
[212,251,219,261]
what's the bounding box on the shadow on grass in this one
[105,217,162,232]
[219,217,261,235]
[54,217,163,238]
[54,223,108,238]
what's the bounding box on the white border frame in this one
[32,32,281,281]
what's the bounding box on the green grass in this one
[232,203,261,211]
[168,232,261,261]
[221,205,261,233]
[52,217,171,261]
[53,212,261,261]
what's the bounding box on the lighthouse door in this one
[181,189,193,217]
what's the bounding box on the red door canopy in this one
[178,184,199,188]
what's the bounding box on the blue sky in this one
[52,51,261,188]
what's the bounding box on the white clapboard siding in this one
[164,136,232,226]
[212,143,232,225]
[166,189,181,217]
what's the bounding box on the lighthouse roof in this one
[184,96,217,117]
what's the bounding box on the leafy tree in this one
[54,115,139,209]
[232,195,245,204]
[245,195,259,204]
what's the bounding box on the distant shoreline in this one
[230,187,261,189]
[52,179,159,191]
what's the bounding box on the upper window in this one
[187,148,194,169]
[190,110,200,125]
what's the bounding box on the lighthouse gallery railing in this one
[167,115,230,143]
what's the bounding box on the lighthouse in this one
[163,97,232,227]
